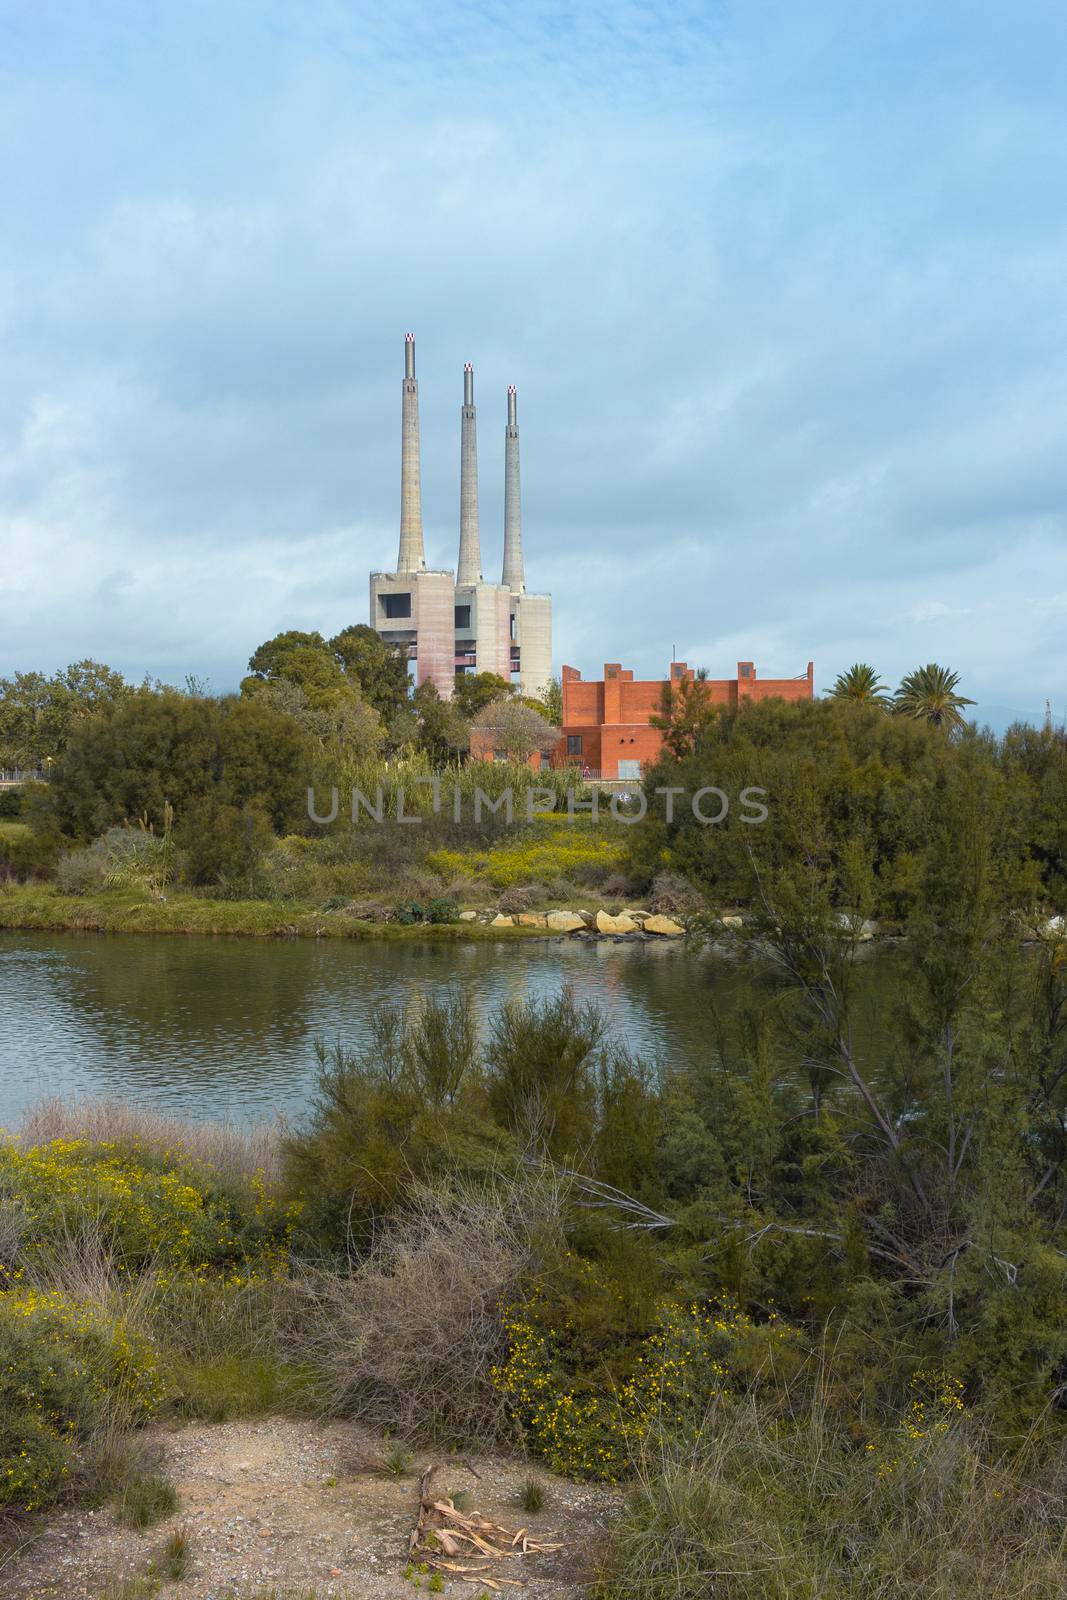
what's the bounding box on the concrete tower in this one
[501,385,525,593]
[457,363,481,584]
[397,332,425,572]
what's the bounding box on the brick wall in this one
[554,660,814,777]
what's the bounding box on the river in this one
[0,930,763,1127]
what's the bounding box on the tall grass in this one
[600,1384,1067,1599]
[14,1095,283,1184]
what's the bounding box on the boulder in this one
[459,910,478,921]
[547,910,586,933]
[622,909,649,922]
[644,914,685,937]
[596,910,638,935]
[490,913,514,927]
[517,912,547,927]
[720,914,743,929]
[576,909,596,926]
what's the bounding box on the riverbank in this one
[0,886,694,943]
[0,885,549,941]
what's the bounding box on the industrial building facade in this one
[370,335,552,700]
[555,659,815,778]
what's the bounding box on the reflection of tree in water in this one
[2,932,902,1126]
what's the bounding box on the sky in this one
[2,0,1066,727]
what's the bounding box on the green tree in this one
[0,661,128,767]
[894,663,975,731]
[453,672,513,719]
[410,681,469,764]
[243,630,349,709]
[649,669,715,761]
[827,662,891,706]
[329,624,411,723]
[47,688,313,840]
[536,676,563,727]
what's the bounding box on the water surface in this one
[1,930,746,1126]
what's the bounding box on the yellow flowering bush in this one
[428,821,626,889]
[493,1289,802,1481]
[0,1287,164,1512]
[0,1138,298,1279]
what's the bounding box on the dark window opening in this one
[381,593,412,619]
[455,605,471,629]
[567,734,583,756]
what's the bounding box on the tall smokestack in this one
[397,332,425,572]
[457,363,481,584]
[502,385,525,592]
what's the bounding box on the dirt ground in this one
[4,1419,617,1600]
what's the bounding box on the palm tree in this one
[827,663,891,706]
[893,664,974,731]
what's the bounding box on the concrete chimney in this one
[397,332,425,572]
[457,362,481,584]
[501,385,525,593]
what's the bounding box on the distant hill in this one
[967,703,1058,738]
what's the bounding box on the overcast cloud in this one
[2,0,1066,724]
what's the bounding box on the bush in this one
[0,1137,296,1278]
[494,1290,799,1481]
[0,1289,164,1513]
[0,788,22,818]
[282,1006,504,1245]
[291,1171,567,1442]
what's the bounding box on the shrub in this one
[493,1291,798,1481]
[647,871,702,916]
[0,1137,296,1278]
[282,1009,505,1244]
[291,1170,568,1441]
[485,989,605,1160]
[0,1289,164,1513]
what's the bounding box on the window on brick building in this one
[567,734,583,756]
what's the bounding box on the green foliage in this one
[0,1289,164,1512]
[894,661,975,730]
[453,671,514,718]
[0,659,128,768]
[486,990,605,1160]
[0,1137,296,1277]
[828,662,892,705]
[600,1396,1065,1599]
[46,686,314,844]
[329,623,411,724]
[282,1005,506,1245]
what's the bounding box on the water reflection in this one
[2,931,731,1126]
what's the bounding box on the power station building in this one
[370,334,552,700]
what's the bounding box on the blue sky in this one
[2,1,1066,724]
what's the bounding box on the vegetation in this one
[2,652,1066,1590]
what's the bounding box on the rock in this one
[517,912,547,927]
[1043,915,1066,937]
[644,914,685,937]
[720,914,743,929]
[622,909,649,921]
[547,910,586,932]
[490,913,513,927]
[459,910,478,921]
[576,908,596,926]
[596,910,638,935]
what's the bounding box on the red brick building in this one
[553,659,814,779]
